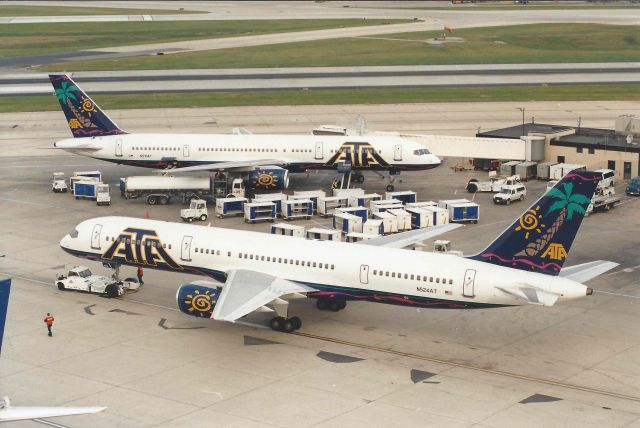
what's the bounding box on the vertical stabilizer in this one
[468,171,602,275]
[0,278,11,354]
[49,74,125,138]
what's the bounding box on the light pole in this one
[517,107,525,136]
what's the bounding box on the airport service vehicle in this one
[433,240,463,257]
[120,176,211,205]
[594,168,616,188]
[51,172,68,193]
[546,180,559,193]
[466,173,521,193]
[49,75,440,191]
[59,172,616,333]
[493,184,527,205]
[55,266,140,298]
[180,199,208,222]
[74,181,110,205]
[585,194,620,215]
[626,176,640,196]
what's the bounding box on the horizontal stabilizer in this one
[358,223,461,248]
[496,286,560,307]
[53,140,102,151]
[560,260,619,283]
[0,396,105,422]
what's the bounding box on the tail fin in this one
[49,74,125,138]
[0,278,11,355]
[468,171,602,275]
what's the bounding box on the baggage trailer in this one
[244,202,276,223]
[271,223,305,238]
[345,232,378,243]
[291,190,326,213]
[387,208,412,231]
[515,161,537,181]
[69,175,99,195]
[74,181,110,205]
[216,197,247,218]
[370,199,403,213]
[406,207,433,229]
[385,190,417,204]
[306,228,341,241]
[500,160,521,176]
[282,199,313,220]
[335,206,368,222]
[333,188,364,198]
[333,212,363,234]
[372,211,399,234]
[422,206,449,225]
[447,202,479,223]
[253,193,285,215]
[406,201,437,209]
[120,175,211,205]
[363,219,384,236]
[549,163,586,180]
[536,161,557,180]
[317,196,348,217]
[348,193,381,208]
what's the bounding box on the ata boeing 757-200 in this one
[59,172,617,332]
[49,74,440,191]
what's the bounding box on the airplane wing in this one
[559,260,619,283]
[0,402,105,422]
[212,270,315,322]
[155,159,286,174]
[357,224,462,248]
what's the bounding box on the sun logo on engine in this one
[184,289,216,318]
[253,171,279,189]
[514,205,545,240]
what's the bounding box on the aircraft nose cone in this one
[59,234,71,249]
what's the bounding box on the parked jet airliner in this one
[49,75,440,190]
[59,172,616,332]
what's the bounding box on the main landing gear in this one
[270,316,302,333]
[316,298,347,312]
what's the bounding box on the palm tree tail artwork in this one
[48,74,126,138]
[468,171,603,276]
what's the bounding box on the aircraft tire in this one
[316,298,328,310]
[328,300,341,312]
[283,319,295,333]
[338,301,346,310]
[270,316,286,331]
[290,316,302,330]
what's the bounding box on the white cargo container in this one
[216,197,247,218]
[421,206,449,225]
[282,199,313,220]
[549,163,586,180]
[335,206,368,222]
[345,232,378,243]
[371,199,403,213]
[333,212,363,233]
[317,196,348,217]
[387,208,412,231]
[406,201,437,209]
[291,190,326,213]
[332,188,364,198]
[363,219,384,236]
[244,201,277,223]
[253,193,286,214]
[385,190,417,204]
[306,228,341,241]
[406,207,433,229]
[438,199,471,209]
[271,223,305,238]
[348,193,381,208]
[372,211,399,234]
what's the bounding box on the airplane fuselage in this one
[54,133,441,172]
[60,217,589,311]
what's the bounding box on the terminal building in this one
[477,115,640,180]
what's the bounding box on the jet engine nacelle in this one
[247,168,289,191]
[176,282,222,319]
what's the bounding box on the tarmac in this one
[0,102,639,427]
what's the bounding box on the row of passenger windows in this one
[373,269,453,285]
[132,147,179,151]
[237,252,334,270]
[105,236,172,249]
[127,146,383,154]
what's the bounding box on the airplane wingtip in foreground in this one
[59,172,617,332]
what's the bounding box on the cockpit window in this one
[69,228,79,238]
[413,149,431,155]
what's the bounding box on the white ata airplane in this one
[49,74,440,191]
[59,172,617,333]
[60,171,617,332]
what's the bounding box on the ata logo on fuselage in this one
[541,243,567,260]
[102,227,182,270]
[324,142,389,169]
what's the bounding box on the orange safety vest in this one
[44,316,54,326]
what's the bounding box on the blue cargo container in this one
[74,181,99,199]
[448,202,479,223]
[215,197,247,218]
[335,206,368,222]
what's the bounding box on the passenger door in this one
[394,144,402,161]
[359,264,369,284]
[91,224,102,250]
[315,142,324,160]
[115,138,123,157]
[181,236,193,261]
[183,145,190,158]
[462,269,476,298]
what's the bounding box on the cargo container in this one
[271,223,305,238]
[515,161,537,181]
[244,201,276,223]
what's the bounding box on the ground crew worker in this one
[137,266,144,285]
[43,313,54,337]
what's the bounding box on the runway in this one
[3,63,640,95]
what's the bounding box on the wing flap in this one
[357,224,462,248]
[212,270,315,322]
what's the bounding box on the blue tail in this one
[468,171,602,275]
[49,74,126,138]
[0,278,11,355]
